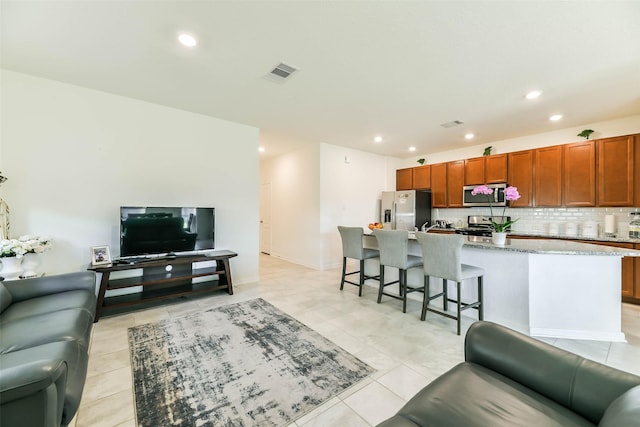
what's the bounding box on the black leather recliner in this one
[0,272,97,427]
[378,321,640,427]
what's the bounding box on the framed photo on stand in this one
[90,245,112,266]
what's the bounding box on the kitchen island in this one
[364,234,640,342]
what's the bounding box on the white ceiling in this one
[2,1,640,158]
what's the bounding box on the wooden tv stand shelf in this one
[88,250,237,322]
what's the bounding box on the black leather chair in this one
[378,321,640,427]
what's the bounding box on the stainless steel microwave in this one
[463,183,507,207]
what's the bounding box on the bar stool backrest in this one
[415,232,464,281]
[337,226,366,260]
[372,229,410,269]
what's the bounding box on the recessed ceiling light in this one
[258,146,265,153]
[525,90,542,99]
[374,136,383,143]
[178,33,197,47]
[549,114,563,121]
[409,146,416,152]
[465,133,475,140]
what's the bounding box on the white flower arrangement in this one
[0,236,53,257]
[0,239,28,258]
[18,235,53,254]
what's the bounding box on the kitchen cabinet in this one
[396,168,413,190]
[464,157,484,185]
[412,165,431,189]
[598,135,635,206]
[446,160,465,207]
[507,150,533,207]
[534,145,563,206]
[485,154,508,183]
[564,141,596,206]
[464,155,508,185]
[431,163,447,207]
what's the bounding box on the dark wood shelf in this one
[103,280,228,308]
[106,266,225,290]
[89,250,237,321]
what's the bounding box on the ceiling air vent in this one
[269,62,297,79]
[440,120,464,128]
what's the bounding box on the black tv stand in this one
[89,250,237,322]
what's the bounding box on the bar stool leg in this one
[340,257,347,290]
[421,275,430,321]
[377,265,385,303]
[478,276,484,320]
[402,269,407,313]
[359,259,365,297]
[443,279,448,311]
[456,281,462,335]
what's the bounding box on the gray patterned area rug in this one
[128,298,374,426]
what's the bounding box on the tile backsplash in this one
[433,206,640,238]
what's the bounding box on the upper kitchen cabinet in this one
[412,165,431,189]
[464,157,484,185]
[534,145,563,206]
[464,155,508,185]
[446,160,465,207]
[485,154,508,183]
[396,168,413,190]
[507,150,533,207]
[598,134,635,206]
[564,141,596,206]
[431,163,447,207]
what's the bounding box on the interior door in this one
[259,183,271,254]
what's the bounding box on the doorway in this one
[259,182,271,254]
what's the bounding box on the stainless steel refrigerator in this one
[380,190,432,230]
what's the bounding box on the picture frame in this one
[90,245,112,266]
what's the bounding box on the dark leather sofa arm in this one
[3,271,96,303]
[465,322,640,424]
[0,359,67,427]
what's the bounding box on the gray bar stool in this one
[414,232,484,335]
[337,226,380,296]
[416,233,484,335]
[372,229,423,313]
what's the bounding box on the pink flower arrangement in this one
[471,185,521,232]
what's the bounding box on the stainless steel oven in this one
[463,183,507,207]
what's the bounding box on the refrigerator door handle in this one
[393,202,397,229]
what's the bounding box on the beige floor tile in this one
[87,348,131,377]
[76,389,135,427]
[299,401,371,427]
[77,254,640,427]
[293,397,341,426]
[82,366,133,402]
[376,364,431,401]
[343,381,406,426]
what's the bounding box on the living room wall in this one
[260,141,398,270]
[319,143,397,270]
[1,70,260,284]
[260,143,322,269]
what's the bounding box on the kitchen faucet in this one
[420,222,438,232]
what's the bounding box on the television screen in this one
[120,206,215,258]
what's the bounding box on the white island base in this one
[461,247,625,342]
[363,235,635,342]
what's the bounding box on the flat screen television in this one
[119,206,215,258]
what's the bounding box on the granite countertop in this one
[461,236,640,256]
[508,231,640,244]
[428,227,640,245]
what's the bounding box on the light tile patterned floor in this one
[72,254,640,427]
